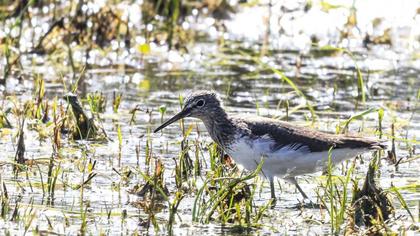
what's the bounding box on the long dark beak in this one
[154,109,190,133]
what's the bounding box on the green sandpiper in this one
[154,91,386,201]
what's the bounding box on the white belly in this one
[226,136,368,178]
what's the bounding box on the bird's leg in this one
[295,182,309,199]
[269,177,276,199]
[286,177,323,209]
[286,177,308,199]
[269,176,277,206]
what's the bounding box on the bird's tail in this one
[369,141,387,150]
[339,136,387,150]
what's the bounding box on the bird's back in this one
[232,115,385,153]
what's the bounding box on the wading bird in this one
[154,91,385,202]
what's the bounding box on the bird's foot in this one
[269,197,277,208]
[285,198,322,209]
[296,198,323,209]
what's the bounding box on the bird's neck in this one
[200,108,236,148]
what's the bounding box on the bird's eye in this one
[196,99,205,107]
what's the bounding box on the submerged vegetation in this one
[0,0,419,235]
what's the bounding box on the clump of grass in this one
[347,156,394,233]
[1,0,30,84]
[129,105,141,125]
[14,117,26,175]
[32,4,129,55]
[80,204,89,235]
[113,92,122,113]
[116,123,123,165]
[173,95,194,185]
[317,147,355,235]
[33,76,46,120]
[193,138,203,176]
[73,158,97,191]
[131,158,170,234]
[174,146,193,189]
[145,128,153,166]
[129,105,153,125]
[132,159,169,200]
[87,92,106,113]
[0,181,10,219]
[9,194,22,223]
[133,158,187,235]
[63,93,108,141]
[51,98,62,153]
[46,153,61,203]
[175,130,194,185]
[0,108,12,128]
[192,149,270,227]
[377,108,384,139]
[168,190,185,234]
[386,121,402,170]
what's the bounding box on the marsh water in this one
[0,0,419,235]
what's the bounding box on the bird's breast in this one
[224,136,274,171]
[224,135,369,178]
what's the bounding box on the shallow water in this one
[0,0,419,235]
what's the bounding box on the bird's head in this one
[154,91,222,133]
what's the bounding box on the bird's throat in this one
[200,110,236,148]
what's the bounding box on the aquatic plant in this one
[63,93,108,140]
[347,156,395,234]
